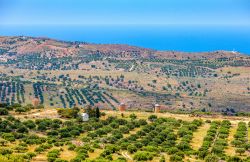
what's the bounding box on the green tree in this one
[127,144,137,153]
[0,139,7,146]
[0,108,8,115]
[26,152,37,160]
[14,145,28,153]
[0,148,13,155]
[148,115,157,122]
[133,151,153,161]
[227,156,242,162]
[235,148,245,156]
[23,120,36,129]
[17,126,28,133]
[95,107,100,118]
[204,155,219,162]
[170,154,183,162]
[72,107,80,118]
[85,105,96,118]
[15,107,26,114]
[2,133,15,142]
[129,113,137,120]
[160,155,165,162]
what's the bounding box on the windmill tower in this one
[119,103,126,112]
[154,104,161,113]
[32,97,40,108]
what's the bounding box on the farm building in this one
[81,113,89,121]
[119,102,126,112]
[154,104,161,113]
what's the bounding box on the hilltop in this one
[0,36,247,59]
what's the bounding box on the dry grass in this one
[185,155,203,162]
[104,110,249,123]
[225,122,237,156]
[248,125,250,141]
[31,153,47,162]
[87,149,103,160]
[191,123,210,150]
[123,127,142,138]
[10,108,61,121]
[1,65,250,112]
[60,145,76,161]
[1,107,250,162]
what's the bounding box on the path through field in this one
[191,123,210,150]
[225,122,238,156]
[122,151,133,160]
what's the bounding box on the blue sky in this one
[0,0,249,25]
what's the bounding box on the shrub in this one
[68,144,76,151]
[0,139,8,146]
[148,115,157,122]
[227,156,242,162]
[127,144,137,153]
[129,113,137,120]
[160,155,165,162]
[235,148,245,156]
[47,149,60,162]
[170,155,183,162]
[2,133,15,142]
[0,148,13,155]
[133,151,154,161]
[204,155,219,162]
[0,108,9,115]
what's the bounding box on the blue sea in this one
[0,25,249,55]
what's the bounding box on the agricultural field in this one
[0,36,250,161]
[0,36,250,113]
[0,106,249,162]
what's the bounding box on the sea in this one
[0,25,249,55]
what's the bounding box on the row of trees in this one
[198,121,221,159]
[0,82,25,105]
[0,107,249,162]
[0,103,39,116]
[33,82,44,104]
[211,120,231,157]
[231,122,249,156]
[161,64,214,78]
[96,116,189,161]
[58,86,118,109]
[198,120,250,161]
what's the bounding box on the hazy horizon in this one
[1,24,250,54]
[0,0,249,54]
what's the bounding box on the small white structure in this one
[81,113,89,121]
[59,89,66,94]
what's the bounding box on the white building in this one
[81,113,89,121]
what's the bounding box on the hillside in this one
[0,36,250,113]
[0,36,247,59]
[0,107,249,162]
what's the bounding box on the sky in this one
[0,0,249,26]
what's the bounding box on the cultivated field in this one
[0,108,249,162]
[0,36,250,113]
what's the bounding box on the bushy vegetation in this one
[0,103,249,162]
[231,122,249,156]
